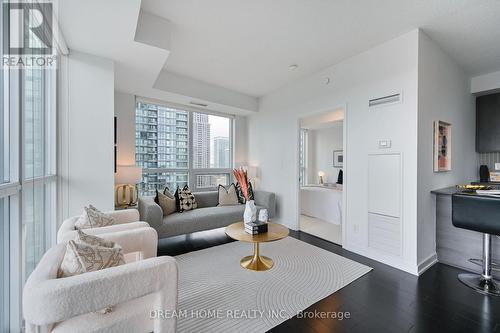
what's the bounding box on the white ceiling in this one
[58,0,500,108]
[141,0,500,97]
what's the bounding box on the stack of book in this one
[245,222,268,235]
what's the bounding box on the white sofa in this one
[23,243,178,333]
[58,209,157,260]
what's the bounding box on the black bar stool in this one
[452,193,500,296]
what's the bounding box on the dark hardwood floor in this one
[158,228,500,333]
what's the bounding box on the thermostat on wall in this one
[378,140,392,149]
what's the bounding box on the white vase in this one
[244,200,257,224]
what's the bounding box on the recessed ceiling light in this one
[288,64,298,71]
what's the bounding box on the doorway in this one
[298,108,345,245]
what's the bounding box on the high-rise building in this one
[192,113,211,168]
[135,102,189,195]
[214,136,230,168]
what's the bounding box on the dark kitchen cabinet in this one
[476,92,500,152]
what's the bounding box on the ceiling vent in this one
[369,93,402,108]
[190,101,208,107]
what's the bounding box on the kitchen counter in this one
[430,186,457,195]
[432,186,500,277]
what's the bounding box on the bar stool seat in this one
[452,193,500,296]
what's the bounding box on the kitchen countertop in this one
[431,186,458,195]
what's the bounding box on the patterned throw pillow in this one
[175,185,197,212]
[74,205,115,230]
[235,182,255,204]
[218,184,239,206]
[58,239,125,314]
[58,240,125,278]
[156,189,177,216]
[75,229,115,248]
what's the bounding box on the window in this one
[22,39,58,280]
[0,3,58,330]
[299,129,308,186]
[135,101,233,195]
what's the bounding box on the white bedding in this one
[300,186,342,225]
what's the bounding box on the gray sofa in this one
[138,190,276,239]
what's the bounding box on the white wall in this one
[248,30,420,273]
[308,121,343,184]
[59,51,115,218]
[115,91,136,166]
[234,115,249,167]
[416,32,476,268]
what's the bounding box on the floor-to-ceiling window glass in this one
[1,2,59,330]
[135,100,234,195]
[1,2,11,329]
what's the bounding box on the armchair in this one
[23,244,178,333]
[58,209,157,260]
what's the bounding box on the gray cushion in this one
[158,205,265,238]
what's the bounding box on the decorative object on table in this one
[258,208,269,223]
[456,184,492,193]
[244,222,269,235]
[235,181,254,204]
[115,165,142,208]
[175,185,197,212]
[479,165,490,182]
[243,200,257,224]
[233,167,257,223]
[333,150,343,167]
[217,184,239,206]
[318,171,325,185]
[433,120,452,172]
[337,169,343,184]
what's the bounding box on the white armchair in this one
[23,244,178,333]
[58,209,157,260]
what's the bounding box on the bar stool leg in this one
[458,234,500,296]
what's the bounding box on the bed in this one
[300,185,342,225]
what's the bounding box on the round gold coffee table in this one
[225,222,289,271]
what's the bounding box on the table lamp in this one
[115,165,142,208]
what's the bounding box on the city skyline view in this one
[135,102,232,195]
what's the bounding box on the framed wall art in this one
[433,120,451,172]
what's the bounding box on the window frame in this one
[135,97,235,194]
[299,128,308,186]
[0,4,59,329]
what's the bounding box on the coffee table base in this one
[240,242,274,271]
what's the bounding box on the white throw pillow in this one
[58,240,125,278]
[218,184,239,206]
[74,205,115,230]
[75,229,115,248]
[58,236,125,314]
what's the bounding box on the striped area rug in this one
[175,237,372,332]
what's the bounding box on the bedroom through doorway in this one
[298,108,345,245]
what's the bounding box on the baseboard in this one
[417,253,438,275]
[343,241,419,275]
